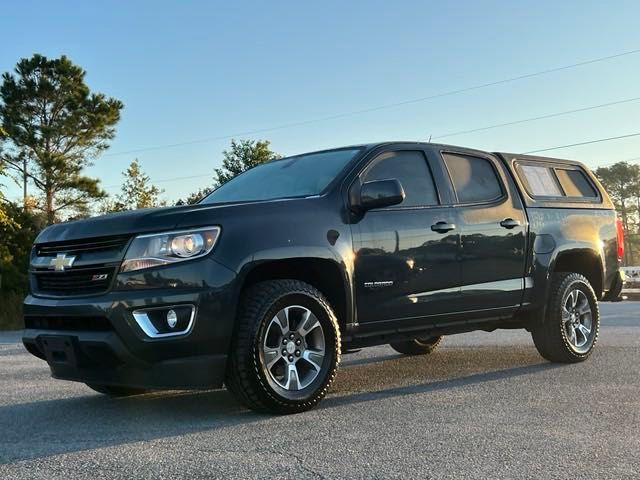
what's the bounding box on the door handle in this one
[431,221,456,233]
[500,218,521,229]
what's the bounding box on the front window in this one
[202,148,362,203]
[363,151,439,207]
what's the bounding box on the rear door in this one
[351,146,461,325]
[440,149,528,314]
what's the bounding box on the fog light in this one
[131,305,196,338]
[167,310,178,329]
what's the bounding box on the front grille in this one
[36,235,129,256]
[34,266,115,296]
[32,234,129,297]
[24,315,112,331]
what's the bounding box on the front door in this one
[352,149,461,325]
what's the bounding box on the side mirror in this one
[359,179,405,210]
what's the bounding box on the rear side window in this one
[442,153,503,203]
[364,151,438,207]
[555,168,597,198]
[518,165,563,197]
[516,162,599,199]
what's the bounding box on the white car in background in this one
[621,267,640,299]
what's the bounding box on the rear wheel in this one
[390,336,443,355]
[531,272,599,363]
[225,280,341,414]
[86,384,148,397]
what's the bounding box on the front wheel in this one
[225,280,341,414]
[531,272,600,363]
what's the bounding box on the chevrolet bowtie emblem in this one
[49,253,76,272]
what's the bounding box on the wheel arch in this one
[550,248,604,299]
[236,257,353,333]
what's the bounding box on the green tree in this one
[0,202,44,292]
[0,190,10,228]
[0,54,123,224]
[595,161,640,265]
[214,139,282,187]
[176,187,212,206]
[102,159,164,213]
[0,126,9,226]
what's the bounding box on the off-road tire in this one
[531,272,600,363]
[389,336,443,355]
[224,280,341,414]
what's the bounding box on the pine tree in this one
[0,125,11,226]
[0,54,123,223]
[102,159,164,212]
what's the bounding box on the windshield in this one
[201,148,362,203]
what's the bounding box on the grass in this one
[0,291,24,330]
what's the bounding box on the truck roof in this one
[325,141,590,169]
[331,141,612,210]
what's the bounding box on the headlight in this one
[121,227,221,273]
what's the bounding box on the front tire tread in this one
[225,280,341,414]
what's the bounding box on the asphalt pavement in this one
[1,302,638,479]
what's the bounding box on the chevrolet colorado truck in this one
[22,142,625,414]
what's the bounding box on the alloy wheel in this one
[562,288,593,350]
[260,305,326,391]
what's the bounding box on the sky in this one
[2,0,640,203]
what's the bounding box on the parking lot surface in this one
[1,302,638,479]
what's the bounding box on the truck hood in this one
[34,200,288,244]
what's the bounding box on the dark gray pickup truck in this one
[23,142,625,413]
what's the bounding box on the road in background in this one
[0,303,638,479]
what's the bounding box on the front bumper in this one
[22,258,237,390]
